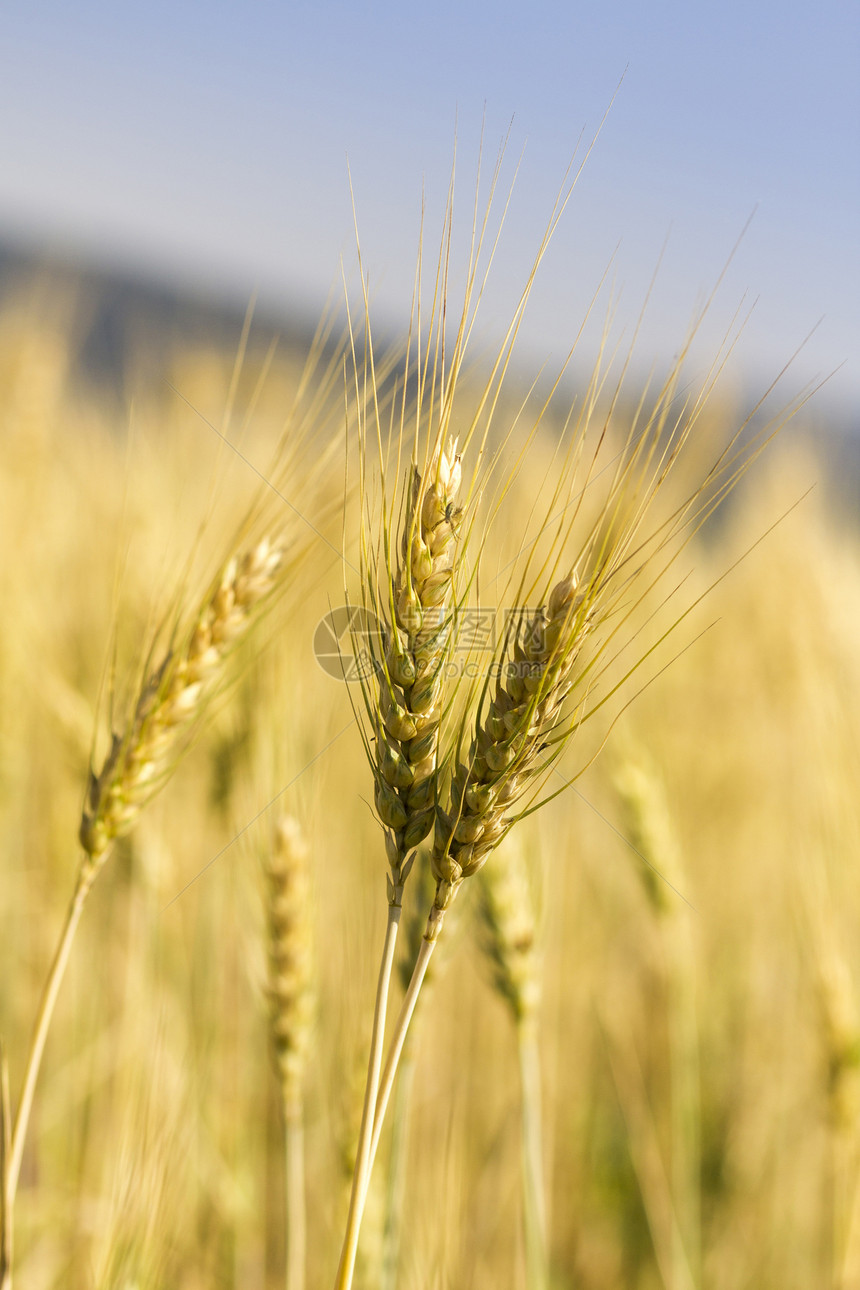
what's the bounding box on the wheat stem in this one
[285,1104,306,1290]
[380,1028,418,1290]
[368,936,436,1178]
[7,864,94,1206]
[334,902,402,1290]
[338,933,438,1275]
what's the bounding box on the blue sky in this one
[2,1,857,418]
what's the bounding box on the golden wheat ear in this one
[370,439,465,904]
[264,816,315,1116]
[80,536,284,869]
[428,568,590,935]
[611,741,701,1285]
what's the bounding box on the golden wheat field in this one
[1,212,859,1290]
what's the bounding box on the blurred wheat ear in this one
[5,308,347,1283]
[80,536,285,867]
[476,838,548,1290]
[264,815,315,1290]
[612,744,701,1290]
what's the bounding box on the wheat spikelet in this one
[264,816,314,1118]
[79,536,283,868]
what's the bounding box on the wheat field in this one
[1,239,859,1290]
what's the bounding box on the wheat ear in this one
[7,535,284,1222]
[373,438,463,903]
[264,816,314,1290]
[81,537,283,867]
[429,569,589,935]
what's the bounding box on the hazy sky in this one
[2,0,858,417]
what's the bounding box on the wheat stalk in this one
[379,851,455,1290]
[334,137,528,1287]
[7,533,285,1236]
[335,437,465,1290]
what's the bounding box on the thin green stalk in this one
[334,903,402,1290]
[368,938,436,1172]
[518,1019,548,1290]
[8,863,95,1204]
[285,1103,306,1290]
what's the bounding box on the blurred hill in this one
[0,234,325,397]
[1,232,857,514]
